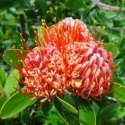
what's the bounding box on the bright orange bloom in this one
[13,17,114,103]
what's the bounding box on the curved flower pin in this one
[13,17,115,103]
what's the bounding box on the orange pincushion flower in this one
[14,17,114,103]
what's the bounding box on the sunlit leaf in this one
[77,98,96,125]
[0,92,34,119]
[56,96,78,115]
[115,107,125,119]
[4,69,19,95]
[104,43,119,58]
[79,104,96,125]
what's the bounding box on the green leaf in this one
[64,93,76,107]
[20,109,31,125]
[59,2,67,10]
[113,20,125,27]
[103,43,119,58]
[115,107,125,119]
[4,69,19,95]
[0,97,8,109]
[81,8,91,20]
[92,95,108,108]
[109,82,125,103]
[0,9,7,15]
[77,98,96,125]
[0,92,34,119]
[56,8,63,21]
[97,10,113,27]
[0,66,6,87]
[102,10,117,19]
[2,20,19,27]
[42,101,54,115]
[25,9,37,19]
[35,0,47,17]
[120,36,125,50]
[56,96,78,115]
[0,0,29,9]
[65,0,85,10]
[79,105,96,125]
[97,118,102,125]
[113,77,124,85]
[3,49,26,67]
[98,102,120,119]
[54,97,70,125]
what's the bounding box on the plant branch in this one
[85,0,125,19]
[96,0,125,11]
[19,14,28,40]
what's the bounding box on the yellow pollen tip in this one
[32,25,35,29]
[12,45,15,49]
[97,26,100,29]
[10,60,13,62]
[74,79,82,87]
[53,17,57,23]
[20,60,23,63]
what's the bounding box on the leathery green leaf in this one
[77,98,96,125]
[54,96,69,125]
[109,82,125,103]
[0,92,34,119]
[0,66,6,87]
[3,49,27,67]
[65,0,85,10]
[4,69,19,95]
[56,96,78,114]
[104,43,119,59]
[79,105,96,125]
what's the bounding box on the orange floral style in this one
[41,17,94,48]
[13,17,114,103]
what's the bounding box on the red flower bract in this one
[14,17,114,103]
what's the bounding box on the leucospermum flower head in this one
[13,17,114,103]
